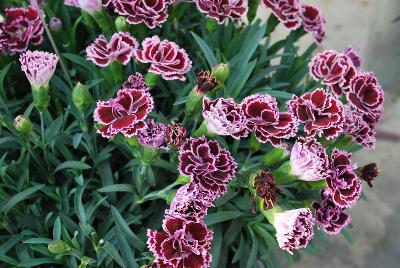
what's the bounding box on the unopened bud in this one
[115,16,129,32]
[211,63,229,85]
[48,240,71,254]
[72,82,93,112]
[50,17,62,32]
[14,115,33,133]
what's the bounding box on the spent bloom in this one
[19,50,59,88]
[312,190,351,234]
[288,88,344,139]
[135,36,192,81]
[195,0,248,24]
[299,4,326,44]
[360,163,379,188]
[309,50,356,96]
[136,119,167,148]
[273,208,314,254]
[326,149,362,208]
[147,215,212,268]
[166,123,187,148]
[202,97,248,139]
[262,0,301,29]
[113,0,169,29]
[254,171,281,211]
[196,70,219,95]
[344,45,362,69]
[241,94,298,146]
[86,32,138,67]
[167,182,214,221]
[0,6,44,54]
[94,88,154,138]
[347,72,384,116]
[122,72,149,91]
[290,137,329,181]
[178,136,237,197]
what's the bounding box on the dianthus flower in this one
[166,123,187,148]
[122,72,149,91]
[343,108,376,149]
[195,0,248,24]
[136,119,167,148]
[299,4,326,44]
[262,0,301,29]
[344,45,362,69]
[254,171,281,211]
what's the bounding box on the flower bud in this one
[360,163,379,187]
[14,115,33,134]
[115,16,129,32]
[211,63,229,85]
[50,17,62,32]
[72,82,93,112]
[205,18,218,32]
[261,146,290,166]
[48,240,71,254]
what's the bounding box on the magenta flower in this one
[347,72,384,116]
[50,17,62,32]
[312,190,351,235]
[309,50,356,95]
[135,36,192,81]
[178,136,237,197]
[299,4,326,44]
[166,123,187,148]
[241,94,298,146]
[262,0,301,29]
[202,97,248,139]
[113,0,169,29]
[195,0,248,24]
[290,137,329,181]
[287,88,344,139]
[167,182,214,221]
[344,45,362,69]
[0,6,44,54]
[93,88,154,138]
[326,149,362,208]
[147,215,212,268]
[19,51,59,88]
[136,119,167,148]
[122,73,149,91]
[344,108,376,149]
[273,208,314,254]
[86,32,138,67]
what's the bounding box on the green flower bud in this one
[14,115,33,133]
[115,16,129,32]
[261,147,290,166]
[78,256,91,268]
[32,85,50,112]
[72,82,93,112]
[48,240,71,254]
[184,87,203,117]
[211,63,229,85]
[205,18,218,32]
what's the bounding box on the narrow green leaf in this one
[102,242,125,268]
[97,184,135,193]
[23,238,52,244]
[62,53,99,74]
[53,217,62,240]
[245,228,259,268]
[54,161,91,173]
[0,184,44,214]
[115,229,138,268]
[191,32,218,67]
[205,211,242,226]
[18,258,63,267]
[210,224,222,268]
[74,184,87,226]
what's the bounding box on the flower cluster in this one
[86,32,138,67]
[274,208,314,254]
[135,36,192,81]
[94,87,154,138]
[202,97,248,139]
[195,0,248,24]
[0,6,44,55]
[288,88,344,139]
[312,190,351,234]
[242,94,298,146]
[309,48,384,148]
[326,149,362,208]
[262,0,325,43]
[19,51,59,89]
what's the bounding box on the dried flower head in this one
[196,70,219,94]
[94,88,154,138]
[360,163,379,188]
[136,119,167,148]
[254,171,281,211]
[135,36,192,81]
[274,208,314,254]
[147,215,213,268]
[202,97,248,139]
[178,136,237,197]
[166,123,187,148]
[86,32,138,67]
[19,50,59,88]
[241,94,298,146]
[262,0,301,29]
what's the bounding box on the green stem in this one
[39,112,52,181]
